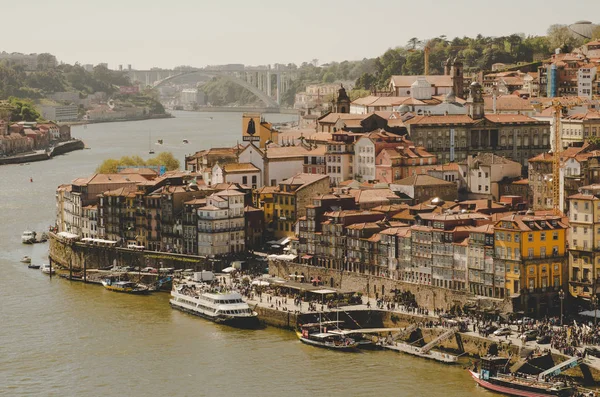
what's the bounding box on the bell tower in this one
[450,57,464,98]
[335,84,350,113]
[466,81,484,120]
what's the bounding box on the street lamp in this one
[592,295,598,328]
[558,289,565,326]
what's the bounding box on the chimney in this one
[487,199,492,209]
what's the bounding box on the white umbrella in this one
[251,280,270,286]
[222,267,236,273]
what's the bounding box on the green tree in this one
[8,97,40,121]
[322,71,336,83]
[36,53,57,71]
[146,152,180,170]
[96,158,122,173]
[547,24,584,52]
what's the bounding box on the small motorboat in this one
[40,264,55,274]
[183,139,189,144]
[20,256,31,264]
[28,264,41,269]
[21,230,37,244]
[157,139,163,145]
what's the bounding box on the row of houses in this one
[0,120,71,156]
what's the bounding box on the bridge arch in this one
[153,71,279,108]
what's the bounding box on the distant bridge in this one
[125,67,296,108]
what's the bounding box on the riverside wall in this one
[48,233,210,271]
[268,261,513,313]
[0,139,84,166]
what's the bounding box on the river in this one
[0,111,489,396]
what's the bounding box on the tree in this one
[95,152,179,174]
[407,37,421,50]
[355,72,376,90]
[322,71,336,83]
[8,97,40,121]
[547,24,583,52]
[96,158,122,173]
[146,152,180,170]
[36,53,57,71]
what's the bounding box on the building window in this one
[528,233,533,242]
[528,248,534,259]
[242,176,247,184]
[540,232,546,241]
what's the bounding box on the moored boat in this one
[40,264,55,274]
[101,279,150,294]
[169,280,259,328]
[28,264,40,269]
[21,231,36,244]
[20,256,31,263]
[469,356,577,397]
[297,321,358,351]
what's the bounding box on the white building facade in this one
[197,190,246,256]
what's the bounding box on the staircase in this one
[420,328,457,354]
[391,324,418,341]
[538,356,584,381]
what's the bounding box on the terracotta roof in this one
[404,115,475,126]
[73,173,148,186]
[512,179,529,185]
[118,167,159,177]
[483,114,541,123]
[279,173,328,188]
[265,145,310,159]
[471,152,521,166]
[222,162,260,173]
[483,95,534,111]
[429,163,459,172]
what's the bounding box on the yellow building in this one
[242,113,279,149]
[568,185,600,299]
[253,186,279,232]
[272,173,330,238]
[494,212,568,316]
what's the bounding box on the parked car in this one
[585,347,600,358]
[536,335,551,344]
[521,330,539,341]
[482,325,498,335]
[493,327,512,336]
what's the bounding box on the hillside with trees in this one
[213,23,597,107]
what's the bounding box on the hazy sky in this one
[4,0,598,70]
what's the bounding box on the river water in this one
[0,111,489,396]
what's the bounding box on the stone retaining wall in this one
[269,260,513,313]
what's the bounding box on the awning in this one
[274,237,291,246]
[312,289,337,294]
[579,310,600,318]
[302,255,313,260]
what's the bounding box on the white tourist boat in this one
[170,280,259,328]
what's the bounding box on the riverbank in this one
[62,113,174,126]
[0,139,84,165]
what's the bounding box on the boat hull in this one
[296,332,359,351]
[469,371,568,397]
[170,301,260,329]
[103,285,150,294]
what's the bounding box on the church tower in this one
[450,57,464,98]
[466,81,484,120]
[335,84,350,113]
